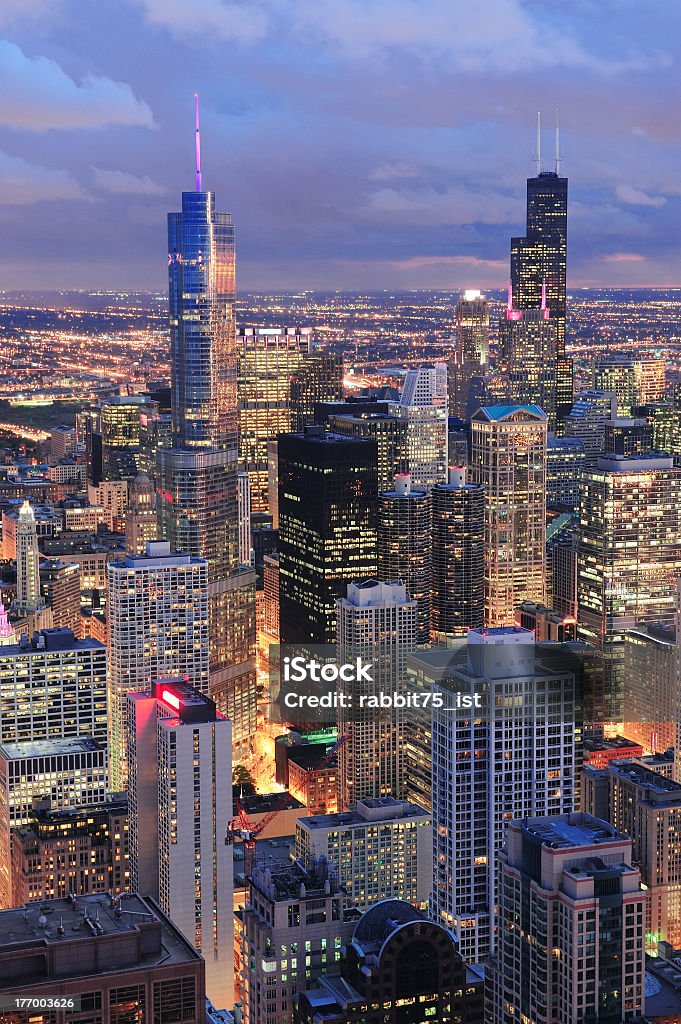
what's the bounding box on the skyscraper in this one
[336,580,417,807]
[107,540,209,789]
[563,388,617,463]
[13,501,45,614]
[489,814,645,1024]
[546,433,586,511]
[126,680,233,1009]
[124,472,158,555]
[577,453,681,720]
[470,405,547,626]
[498,298,559,427]
[448,290,489,419]
[290,351,344,432]
[329,408,409,493]
[391,364,448,490]
[430,467,485,639]
[157,100,256,751]
[278,428,378,645]
[430,627,577,962]
[510,117,572,414]
[377,475,431,644]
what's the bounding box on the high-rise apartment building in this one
[295,797,432,911]
[489,813,645,1024]
[430,467,485,639]
[336,581,417,806]
[390,365,448,490]
[377,475,431,644]
[546,433,585,511]
[127,679,233,1009]
[238,326,313,512]
[278,428,378,645]
[470,405,547,626]
[577,453,681,720]
[448,290,489,419]
[106,540,209,789]
[594,355,666,415]
[240,858,358,1024]
[157,114,256,753]
[430,627,577,962]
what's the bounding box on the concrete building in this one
[126,680,233,1009]
[430,627,577,962]
[430,467,485,639]
[10,795,128,906]
[563,389,618,463]
[376,475,431,644]
[13,500,45,615]
[515,599,577,642]
[336,581,417,807]
[295,797,431,912]
[489,814,645,1024]
[239,857,359,1024]
[124,472,157,554]
[106,540,209,789]
[0,892,206,1023]
[39,558,81,636]
[623,623,677,755]
[390,364,448,490]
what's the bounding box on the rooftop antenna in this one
[194,93,202,192]
[555,108,562,175]
[535,111,541,175]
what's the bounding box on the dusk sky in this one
[0,0,678,291]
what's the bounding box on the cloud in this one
[368,162,421,182]
[615,184,667,207]
[0,41,155,131]
[131,0,666,75]
[92,166,167,196]
[603,252,645,263]
[360,185,519,226]
[391,255,507,270]
[136,0,268,43]
[0,150,86,204]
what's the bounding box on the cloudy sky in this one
[0,0,678,291]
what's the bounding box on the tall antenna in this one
[535,111,541,175]
[194,93,202,192]
[555,108,561,175]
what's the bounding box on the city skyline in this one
[0,1,678,291]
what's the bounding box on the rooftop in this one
[300,797,429,830]
[522,813,628,850]
[0,736,103,761]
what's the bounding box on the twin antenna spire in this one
[194,93,202,192]
[534,110,562,175]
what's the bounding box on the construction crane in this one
[226,794,289,878]
[313,733,347,771]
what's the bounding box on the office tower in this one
[50,424,79,458]
[39,558,81,635]
[623,622,677,754]
[262,551,280,640]
[127,679,233,1008]
[107,540,209,789]
[238,326,313,512]
[278,428,377,645]
[10,794,128,905]
[448,290,489,419]
[594,355,666,415]
[0,628,107,747]
[41,528,125,612]
[547,512,579,617]
[377,475,431,643]
[390,364,448,490]
[336,581,417,806]
[13,500,45,614]
[581,761,681,953]
[329,408,408,493]
[124,472,157,554]
[510,124,572,414]
[296,797,432,911]
[87,478,129,531]
[430,627,576,961]
[470,405,547,626]
[0,894,206,1023]
[577,453,681,720]
[267,437,280,528]
[636,399,681,458]
[290,351,344,432]
[431,468,485,639]
[157,108,257,754]
[604,416,654,456]
[546,433,585,511]
[515,599,577,641]
[1,502,62,561]
[489,813,645,1024]
[498,298,559,426]
[89,394,161,483]
[237,469,252,565]
[563,388,617,463]
[240,859,357,1024]
[295,900,484,1024]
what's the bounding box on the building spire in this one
[555,108,561,175]
[535,111,541,175]
[194,93,202,192]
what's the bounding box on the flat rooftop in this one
[0,736,103,760]
[608,761,681,796]
[523,813,628,850]
[0,893,201,978]
[301,798,429,830]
